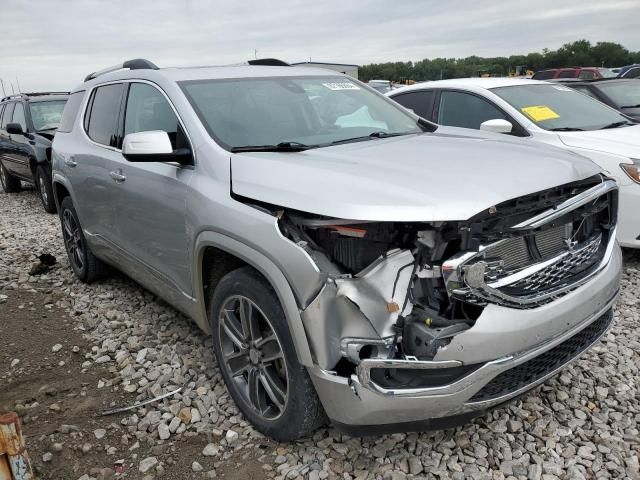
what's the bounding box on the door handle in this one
[64,158,78,168]
[109,169,126,183]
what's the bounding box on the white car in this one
[387,78,640,248]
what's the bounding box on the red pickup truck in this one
[533,67,617,80]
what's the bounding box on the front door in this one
[6,102,32,179]
[111,82,193,298]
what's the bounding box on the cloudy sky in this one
[2,0,639,92]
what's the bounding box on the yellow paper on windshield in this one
[521,105,560,122]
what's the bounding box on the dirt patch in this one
[0,288,271,479]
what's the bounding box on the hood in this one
[557,124,640,159]
[230,128,602,221]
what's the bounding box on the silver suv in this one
[52,58,622,440]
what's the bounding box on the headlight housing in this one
[620,159,640,184]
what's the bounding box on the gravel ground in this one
[1,188,639,480]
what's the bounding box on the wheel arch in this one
[194,230,314,367]
[52,175,74,212]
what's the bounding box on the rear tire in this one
[209,267,326,441]
[36,164,56,213]
[59,196,109,283]
[0,162,22,193]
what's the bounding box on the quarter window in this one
[86,84,125,146]
[391,90,435,119]
[437,91,507,130]
[124,83,178,147]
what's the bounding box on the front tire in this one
[0,162,21,193]
[209,267,326,441]
[59,197,109,283]
[36,164,56,213]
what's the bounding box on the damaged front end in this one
[276,174,618,397]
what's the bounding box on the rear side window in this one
[391,90,435,119]
[12,103,27,130]
[558,69,578,79]
[578,70,596,80]
[58,91,85,133]
[1,103,15,129]
[532,70,555,80]
[85,84,125,146]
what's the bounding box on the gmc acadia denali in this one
[51,59,621,440]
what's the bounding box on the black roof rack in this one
[247,58,290,67]
[1,91,70,102]
[84,58,159,82]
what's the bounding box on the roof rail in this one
[2,91,70,102]
[84,58,159,82]
[247,58,290,67]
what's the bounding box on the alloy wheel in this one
[62,209,84,271]
[218,295,289,420]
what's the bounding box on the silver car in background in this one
[51,59,621,440]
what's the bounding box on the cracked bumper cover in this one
[307,244,621,429]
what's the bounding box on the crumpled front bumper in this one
[308,244,621,431]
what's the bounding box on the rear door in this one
[111,81,194,297]
[389,90,436,120]
[71,83,125,248]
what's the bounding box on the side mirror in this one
[122,130,192,164]
[480,119,513,134]
[6,123,24,135]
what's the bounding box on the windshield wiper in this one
[230,142,314,153]
[621,104,640,109]
[331,131,414,146]
[549,127,585,131]
[600,121,633,129]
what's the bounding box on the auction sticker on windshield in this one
[521,105,560,122]
[322,82,360,90]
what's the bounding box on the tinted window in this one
[124,83,178,147]
[1,103,15,129]
[12,103,27,130]
[58,92,85,133]
[86,84,124,146]
[437,91,507,129]
[578,70,596,80]
[624,68,640,79]
[532,70,555,80]
[558,69,578,79]
[391,90,435,118]
[597,82,640,108]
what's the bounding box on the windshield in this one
[179,76,421,149]
[493,84,630,131]
[597,81,640,108]
[28,100,67,131]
